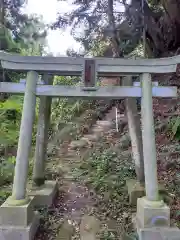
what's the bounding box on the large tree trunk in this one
[143,0,180,57]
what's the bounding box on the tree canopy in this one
[0,0,47,54]
[52,0,180,58]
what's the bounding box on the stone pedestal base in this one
[126,179,166,205]
[0,212,39,240]
[133,200,178,240]
[0,196,39,240]
[138,227,180,240]
[28,180,58,207]
[126,179,145,205]
[136,197,170,228]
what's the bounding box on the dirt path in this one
[35,107,121,240]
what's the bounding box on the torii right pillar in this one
[136,73,180,239]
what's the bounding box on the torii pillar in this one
[28,74,58,207]
[136,73,171,237]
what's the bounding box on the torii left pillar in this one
[0,71,39,240]
[28,74,58,207]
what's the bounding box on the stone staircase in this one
[55,107,122,240]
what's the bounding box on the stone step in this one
[56,220,75,240]
[66,149,78,155]
[82,134,99,141]
[92,126,104,133]
[80,215,100,240]
[63,158,82,165]
[58,152,76,159]
[96,120,112,126]
[69,140,88,150]
[63,175,75,181]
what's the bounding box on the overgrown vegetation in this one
[72,131,134,196]
[0,75,90,201]
[74,149,135,193]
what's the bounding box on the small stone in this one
[103,191,111,201]
[81,124,89,134]
[92,126,104,133]
[56,220,75,240]
[69,140,88,150]
[123,212,129,219]
[80,215,100,240]
[107,219,118,233]
[96,120,112,127]
[82,134,99,141]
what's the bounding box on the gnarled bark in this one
[143,0,180,57]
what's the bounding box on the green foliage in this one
[90,151,134,192]
[0,96,23,146]
[0,156,16,186]
[0,72,88,196]
[0,96,23,112]
[53,76,78,86]
[168,117,180,140]
[0,0,50,201]
[90,40,110,57]
[0,95,39,193]
[0,189,11,205]
[51,76,87,130]
[128,44,144,58]
[73,147,135,195]
[0,2,47,56]
[0,26,19,52]
[17,14,47,55]
[53,0,143,57]
[100,231,138,240]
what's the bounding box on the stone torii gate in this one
[0,51,179,240]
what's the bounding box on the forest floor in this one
[33,74,180,240]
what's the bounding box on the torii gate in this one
[0,51,179,240]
